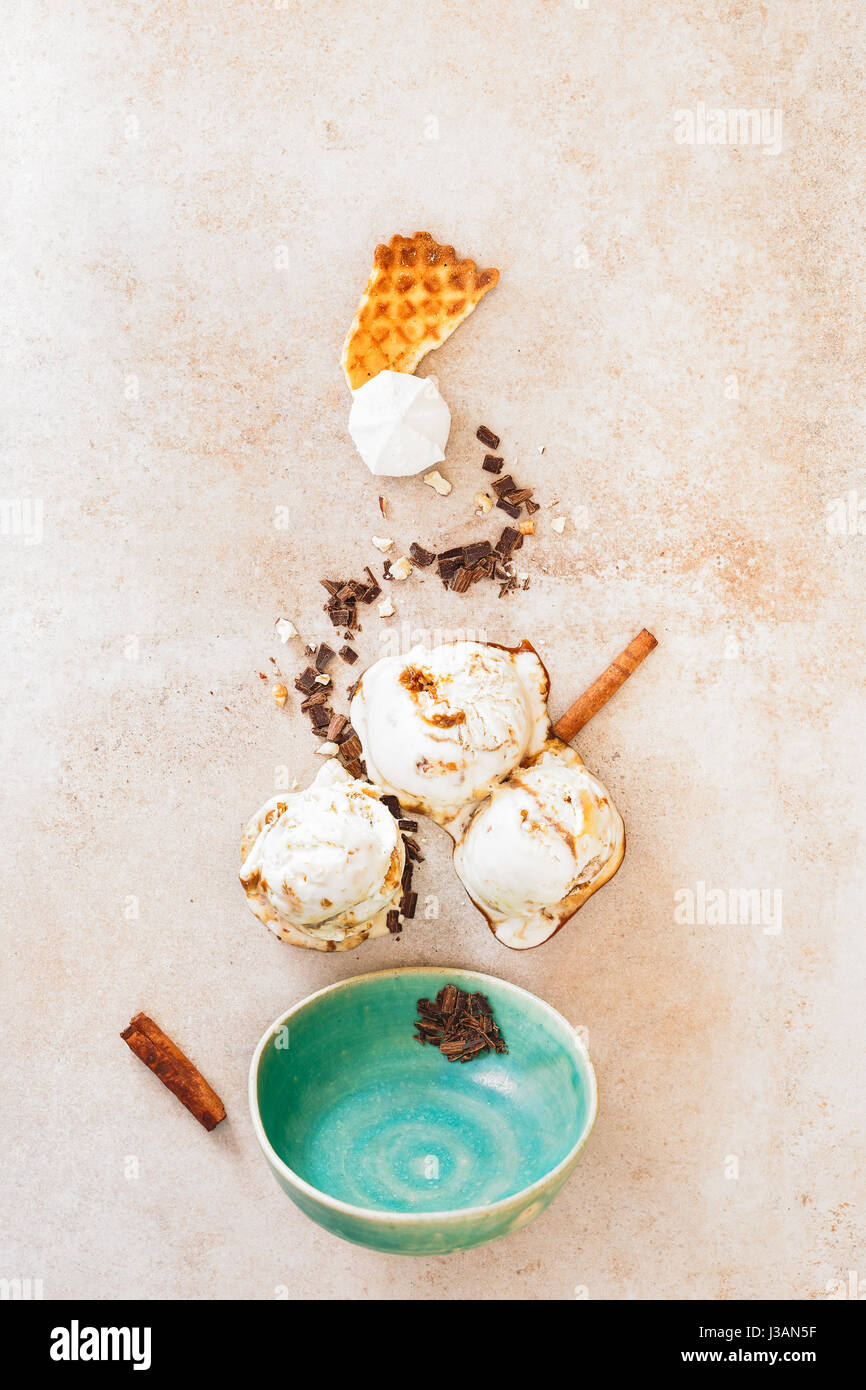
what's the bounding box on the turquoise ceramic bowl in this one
[249,967,597,1254]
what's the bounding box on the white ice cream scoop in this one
[350,640,551,824]
[348,370,451,477]
[452,740,625,950]
[239,760,404,951]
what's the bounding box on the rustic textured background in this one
[2,1,864,1300]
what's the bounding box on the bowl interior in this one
[255,968,593,1214]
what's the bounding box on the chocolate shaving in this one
[413,987,507,1063]
[300,688,330,709]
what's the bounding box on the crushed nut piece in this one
[378,597,396,617]
[551,516,566,533]
[275,618,298,643]
[474,491,493,514]
[519,519,535,535]
[315,741,340,757]
[371,536,393,552]
[271,684,288,707]
[389,556,413,580]
[424,469,452,496]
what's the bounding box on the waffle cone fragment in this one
[342,232,499,390]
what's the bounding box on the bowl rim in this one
[248,965,598,1225]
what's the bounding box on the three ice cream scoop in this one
[239,637,652,951]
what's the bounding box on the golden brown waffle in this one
[341,232,499,390]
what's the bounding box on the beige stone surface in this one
[2,1,864,1300]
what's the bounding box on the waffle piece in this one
[342,232,499,390]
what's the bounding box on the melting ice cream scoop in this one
[239,760,404,951]
[350,640,550,824]
[452,739,624,950]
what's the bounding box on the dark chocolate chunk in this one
[386,910,402,935]
[339,645,358,664]
[495,526,521,557]
[327,606,352,627]
[397,819,418,832]
[295,666,318,694]
[409,543,436,567]
[449,566,473,593]
[326,712,347,742]
[399,890,417,918]
[482,455,504,473]
[300,688,330,709]
[361,568,381,601]
[314,644,335,671]
[464,540,492,563]
[496,498,522,519]
[339,733,362,762]
[476,426,500,449]
[492,474,517,497]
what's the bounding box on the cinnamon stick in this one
[120,1013,226,1132]
[553,628,657,742]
